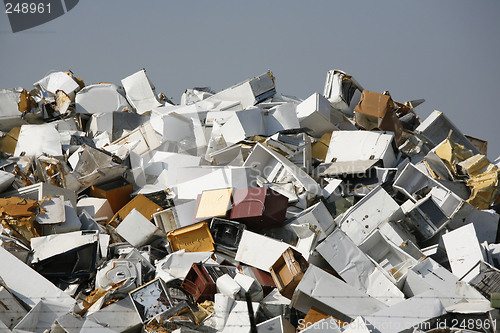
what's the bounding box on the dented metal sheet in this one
[0,286,28,330]
[1,67,500,333]
[86,295,142,332]
[291,265,387,323]
[316,229,405,306]
[323,69,363,117]
[0,246,76,308]
[243,143,321,208]
[111,122,161,156]
[354,90,404,142]
[220,107,265,145]
[13,300,72,333]
[415,110,481,155]
[33,71,80,101]
[129,278,173,323]
[296,93,341,138]
[256,315,295,333]
[363,290,446,333]
[358,230,418,289]
[393,162,464,220]
[76,83,132,114]
[286,201,335,242]
[338,186,400,245]
[115,208,166,248]
[35,195,65,224]
[324,131,398,168]
[30,230,99,264]
[14,124,62,157]
[204,71,276,112]
[121,69,162,114]
[442,223,486,281]
[235,230,303,273]
[403,257,485,307]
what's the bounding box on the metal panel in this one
[129,278,173,323]
[291,265,387,323]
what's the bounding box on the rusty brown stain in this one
[17,89,36,113]
[0,300,9,311]
[0,197,38,217]
[13,165,33,186]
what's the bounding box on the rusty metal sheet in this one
[354,90,404,143]
[54,89,71,114]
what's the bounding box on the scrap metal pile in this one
[0,68,500,333]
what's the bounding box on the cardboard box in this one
[270,248,309,299]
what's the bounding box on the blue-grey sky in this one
[1,1,499,159]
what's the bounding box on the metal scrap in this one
[0,68,498,333]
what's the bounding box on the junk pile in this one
[0,68,500,333]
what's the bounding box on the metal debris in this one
[0,68,498,333]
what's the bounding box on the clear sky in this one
[1,1,499,160]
